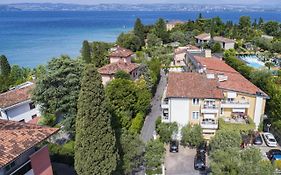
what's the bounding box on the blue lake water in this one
[0,11,281,67]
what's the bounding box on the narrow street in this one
[141,70,167,143]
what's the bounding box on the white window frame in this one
[192,111,200,120]
[192,98,200,105]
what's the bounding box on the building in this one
[166,20,184,31]
[108,46,134,64]
[186,50,268,129]
[195,33,211,44]
[213,36,235,50]
[98,46,140,85]
[0,119,59,175]
[162,49,268,137]
[162,72,223,136]
[195,33,235,50]
[98,61,140,85]
[0,82,41,123]
[173,45,201,66]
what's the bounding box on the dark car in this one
[253,133,263,145]
[197,142,207,154]
[267,149,281,160]
[194,152,206,170]
[169,140,179,153]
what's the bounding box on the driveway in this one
[165,146,206,175]
[141,70,167,143]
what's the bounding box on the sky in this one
[0,0,280,5]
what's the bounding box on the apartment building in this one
[0,119,59,175]
[195,33,235,50]
[0,82,41,123]
[162,72,223,136]
[162,49,268,137]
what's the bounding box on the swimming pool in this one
[239,55,265,69]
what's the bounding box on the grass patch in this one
[218,118,255,132]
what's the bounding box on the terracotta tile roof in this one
[109,46,134,58]
[166,72,224,99]
[98,61,139,75]
[194,56,267,96]
[195,33,211,40]
[0,82,34,109]
[213,36,235,43]
[0,119,59,167]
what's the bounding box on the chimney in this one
[205,49,212,58]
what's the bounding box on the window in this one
[220,108,224,115]
[163,109,169,120]
[192,99,199,105]
[29,102,35,109]
[5,161,16,172]
[192,112,199,120]
[32,114,37,119]
[19,119,25,122]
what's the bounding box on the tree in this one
[120,131,144,174]
[263,21,280,36]
[265,62,274,70]
[91,41,111,68]
[134,18,145,46]
[129,112,145,134]
[169,31,185,43]
[117,32,141,52]
[32,55,84,132]
[114,70,131,80]
[154,18,169,43]
[144,139,165,171]
[210,147,274,175]
[181,124,204,147]
[146,33,162,48]
[81,40,91,63]
[75,64,117,174]
[209,130,241,152]
[0,55,11,77]
[156,122,178,143]
[211,42,222,53]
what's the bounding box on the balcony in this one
[201,104,219,114]
[221,100,250,109]
[200,119,218,129]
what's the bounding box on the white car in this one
[263,132,277,147]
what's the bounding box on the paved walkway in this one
[141,70,167,143]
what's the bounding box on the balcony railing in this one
[200,120,218,129]
[201,104,219,113]
[221,100,250,108]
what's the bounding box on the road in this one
[141,70,167,143]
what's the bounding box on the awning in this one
[204,114,215,119]
[232,108,245,113]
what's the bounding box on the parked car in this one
[194,152,206,170]
[169,140,179,153]
[197,142,207,154]
[262,133,277,147]
[253,133,263,145]
[267,149,281,160]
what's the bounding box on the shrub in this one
[129,112,145,134]
[274,160,281,170]
[156,122,178,143]
[209,130,242,152]
[48,141,75,166]
[39,113,57,126]
[181,124,204,148]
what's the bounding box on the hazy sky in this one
[1,0,281,5]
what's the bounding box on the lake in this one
[0,11,280,67]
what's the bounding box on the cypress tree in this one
[81,40,91,64]
[134,18,145,46]
[75,64,117,175]
[0,55,11,77]
[154,18,169,43]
